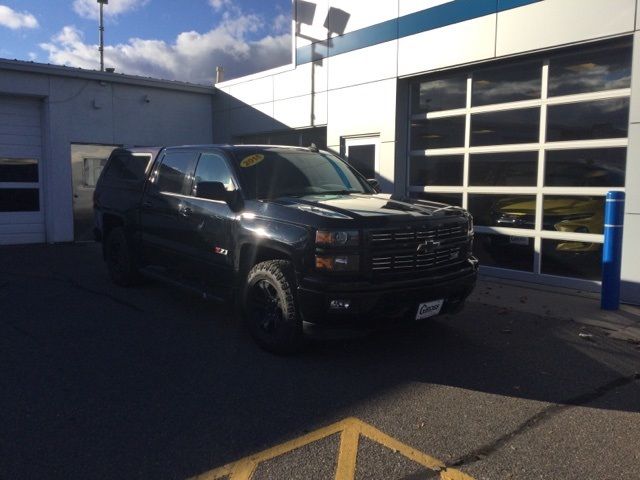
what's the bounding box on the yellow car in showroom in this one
[489,196,603,253]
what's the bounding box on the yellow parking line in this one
[187,417,475,480]
[335,423,360,479]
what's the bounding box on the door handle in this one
[178,206,193,218]
[142,200,154,208]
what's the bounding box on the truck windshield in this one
[234,150,374,199]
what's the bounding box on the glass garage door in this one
[408,37,631,288]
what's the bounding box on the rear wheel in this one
[243,260,303,354]
[104,227,140,286]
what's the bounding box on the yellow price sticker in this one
[240,154,265,168]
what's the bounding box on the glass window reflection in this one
[545,148,626,187]
[543,196,605,235]
[469,152,538,186]
[547,98,629,141]
[473,233,534,272]
[472,60,542,106]
[468,194,536,230]
[411,116,466,150]
[549,38,632,97]
[411,75,467,113]
[542,240,602,280]
[471,108,540,146]
[410,155,464,186]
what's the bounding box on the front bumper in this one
[297,258,478,334]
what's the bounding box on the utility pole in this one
[97,0,108,71]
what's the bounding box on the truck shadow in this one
[0,243,638,479]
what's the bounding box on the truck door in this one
[179,151,237,288]
[140,150,198,270]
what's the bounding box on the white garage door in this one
[0,96,44,245]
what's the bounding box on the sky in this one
[0,0,293,84]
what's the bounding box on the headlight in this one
[316,230,360,246]
[315,255,360,272]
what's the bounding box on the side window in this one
[155,152,196,194]
[193,153,236,192]
[103,153,152,182]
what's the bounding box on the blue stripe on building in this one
[296,0,542,65]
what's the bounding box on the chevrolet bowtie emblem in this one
[417,240,441,253]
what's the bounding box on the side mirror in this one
[195,181,227,201]
[367,178,381,193]
[195,181,244,212]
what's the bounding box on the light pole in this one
[97,0,108,71]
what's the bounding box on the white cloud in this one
[0,5,38,29]
[273,13,290,34]
[208,0,233,11]
[40,14,292,84]
[72,0,150,19]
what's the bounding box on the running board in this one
[139,266,227,303]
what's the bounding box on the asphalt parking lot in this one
[1,243,639,480]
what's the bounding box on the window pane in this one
[0,158,38,183]
[542,240,602,280]
[104,153,151,182]
[545,148,626,187]
[194,153,235,191]
[411,116,465,150]
[411,75,467,113]
[547,98,629,142]
[543,195,604,235]
[469,194,536,229]
[0,188,39,212]
[156,152,195,194]
[469,152,538,186]
[471,108,540,146]
[472,60,542,106]
[411,192,462,207]
[474,233,534,271]
[549,38,632,97]
[348,144,376,179]
[83,158,108,187]
[410,155,463,186]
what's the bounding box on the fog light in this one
[330,299,351,310]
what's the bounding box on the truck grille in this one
[369,223,469,274]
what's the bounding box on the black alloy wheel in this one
[244,260,303,354]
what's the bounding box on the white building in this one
[0,61,215,244]
[212,0,640,303]
[1,0,638,303]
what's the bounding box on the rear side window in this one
[155,151,196,194]
[103,152,152,182]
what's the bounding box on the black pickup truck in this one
[94,145,478,352]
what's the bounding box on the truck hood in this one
[270,193,464,219]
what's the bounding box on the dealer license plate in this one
[416,299,444,320]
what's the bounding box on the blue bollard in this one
[601,191,625,310]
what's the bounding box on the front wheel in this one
[243,260,303,354]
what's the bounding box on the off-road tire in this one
[243,260,303,354]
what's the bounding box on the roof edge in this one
[0,58,216,95]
